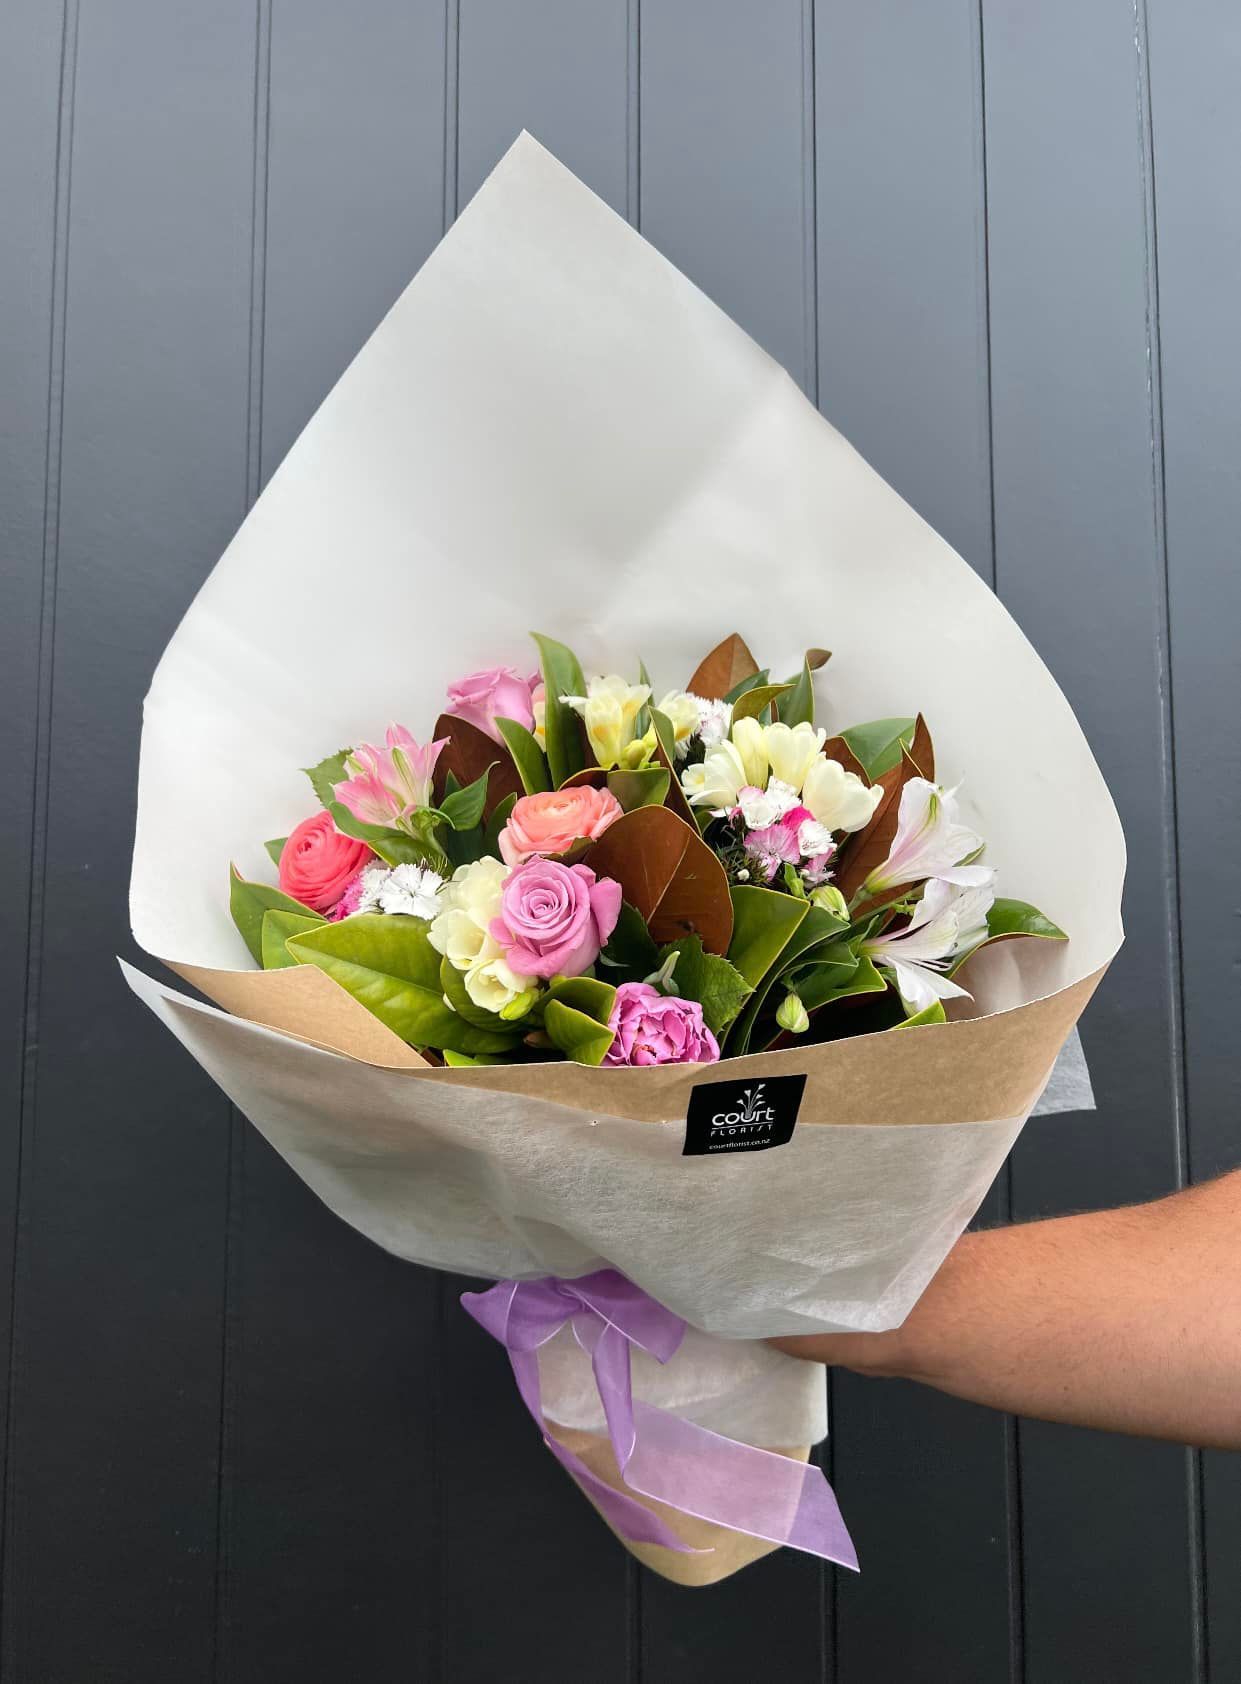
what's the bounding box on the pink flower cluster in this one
[492,859,621,978]
[735,788,835,886]
[603,983,719,1066]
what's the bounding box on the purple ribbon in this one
[461,1270,858,1571]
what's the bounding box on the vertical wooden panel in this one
[449,13,635,1681]
[814,9,1014,1680]
[0,0,64,1632]
[1146,3,1241,1677]
[456,0,630,215]
[983,4,1200,1680]
[215,6,448,1680]
[639,6,825,1680]
[2,2,255,1677]
[641,0,813,386]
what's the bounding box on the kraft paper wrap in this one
[123,135,1124,1580]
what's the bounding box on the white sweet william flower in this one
[656,690,701,759]
[737,779,799,830]
[352,861,395,914]
[681,739,748,809]
[694,695,733,748]
[801,757,884,835]
[561,674,651,769]
[862,778,992,896]
[427,854,510,970]
[463,935,537,1017]
[763,721,827,791]
[375,863,446,919]
[865,875,996,1014]
[797,818,835,859]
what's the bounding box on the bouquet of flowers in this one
[125,136,1122,1583]
[234,629,1065,1078]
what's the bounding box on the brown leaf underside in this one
[687,633,759,701]
[584,805,733,954]
[432,712,524,818]
[831,713,935,903]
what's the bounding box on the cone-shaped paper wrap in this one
[125,136,1123,1578]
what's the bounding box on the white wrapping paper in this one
[124,135,1124,1454]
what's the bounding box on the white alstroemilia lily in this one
[862,777,992,896]
[865,875,997,1013]
[801,756,883,834]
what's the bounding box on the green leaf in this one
[838,718,917,781]
[607,765,670,812]
[543,999,615,1065]
[947,897,1068,977]
[441,823,485,870]
[439,763,494,830]
[532,632,588,786]
[286,914,520,1056]
[726,904,850,1053]
[731,681,794,723]
[495,716,553,795]
[439,955,534,1031]
[722,668,770,706]
[776,658,815,728]
[544,975,617,1023]
[598,900,660,983]
[796,949,887,1011]
[229,865,321,965]
[896,999,948,1028]
[260,907,325,970]
[303,748,354,810]
[657,936,752,1038]
[482,792,518,857]
[443,1048,508,1067]
[326,801,441,869]
[726,885,809,989]
[264,836,287,869]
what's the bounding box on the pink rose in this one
[603,982,720,1067]
[499,785,623,866]
[279,812,374,912]
[491,860,622,979]
[446,666,540,742]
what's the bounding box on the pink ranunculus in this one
[278,812,374,913]
[333,724,446,830]
[499,784,623,866]
[603,982,720,1067]
[446,666,540,743]
[491,859,622,979]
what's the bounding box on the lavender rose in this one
[445,666,540,743]
[491,859,622,980]
[603,982,720,1067]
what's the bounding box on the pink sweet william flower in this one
[603,982,720,1067]
[333,724,446,831]
[445,667,540,742]
[278,812,374,913]
[490,859,622,979]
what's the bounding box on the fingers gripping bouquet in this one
[125,137,1124,1584]
[235,631,1065,1075]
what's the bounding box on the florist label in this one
[682,1074,806,1156]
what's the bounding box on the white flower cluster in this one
[353,862,446,919]
[681,718,884,834]
[426,856,537,1017]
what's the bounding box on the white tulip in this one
[763,721,826,790]
[801,757,884,834]
[730,716,769,788]
[681,740,748,809]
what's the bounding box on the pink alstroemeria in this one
[861,777,993,898]
[333,724,447,832]
[864,875,996,1013]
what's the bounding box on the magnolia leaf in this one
[326,801,440,869]
[481,792,518,857]
[687,633,760,701]
[584,806,733,954]
[757,950,888,1051]
[776,658,816,728]
[902,713,936,782]
[726,885,809,989]
[607,765,670,812]
[229,865,321,964]
[543,999,615,1065]
[443,1049,508,1066]
[837,718,917,782]
[649,708,699,826]
[722,667,771,706]
[544,975,617,1023]
[948,898,1068,978]
[495,715,553,796]
[433,712,524,816]
[260,907,324,970]
[896,999,948,1028]
[831,716,932,903]
[726,906,850,1054]
[532,632,588,786]
[438,763,494,831]
[302,747,354,810]
[657,936,752,1038]
[263,836,287,869]
[441,823,485,870]
[598,900,661,982]
[287,914,519,1056]
[818,734,871,783]
[731,681,794,724]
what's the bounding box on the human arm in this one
[771,1170,1241,1450]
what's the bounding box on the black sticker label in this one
[682,1073,806,1156]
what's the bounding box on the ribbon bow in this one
[461,1270,858,1570]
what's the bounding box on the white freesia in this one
[463,935,537,1016]
[427,854,509,969]
[730,715,769,788]
[694,695,733,748]
[562,674,651,768]
[862,778,992,896]
[375,863,445,919]
[738,779,799,830]
[864,875,997,1014]
[763,721,826,790]
[801,757,884,834]
[656,690,701,758]
[681,739,748,809]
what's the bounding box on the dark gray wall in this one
[2,3,1238,1680]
